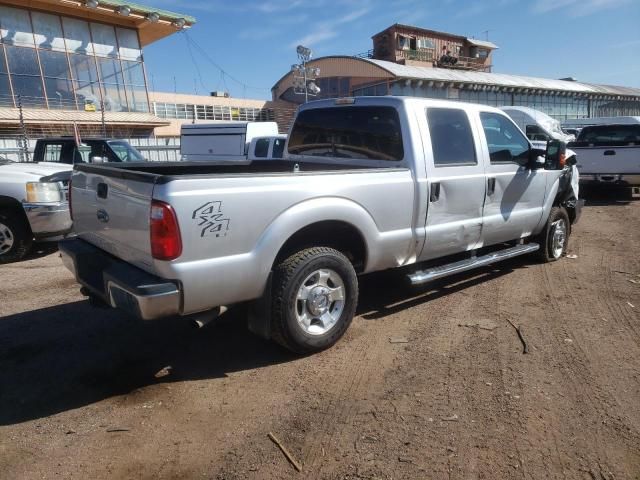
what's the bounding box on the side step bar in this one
[408,243,540,285]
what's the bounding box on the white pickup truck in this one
[0,156,71,263]
[569,123,640,187]
[60,96,581,354]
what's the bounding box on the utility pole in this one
[100,100,107,138]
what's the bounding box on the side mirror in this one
[528,147,546,169]
[90,156,107,163]
[545,139,567,170]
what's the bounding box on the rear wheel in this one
[271,247,358,354]
[0,211,32,264]
[536,206,570,263]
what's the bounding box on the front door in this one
[476,111,547,247]
[419,107,487,261]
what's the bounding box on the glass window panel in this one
[62,18,93,55]
[0,6,35,48]
[116,27,141,61]
[101,83,127,111]
[32,12,66,51]
[97,57,123,85]
[39,50,70,79]
[6,45,40,76]
[69,54,98,85]
[12,76,46,107]
[0,73,12,107]
[121,60,145,85]
[90,23,117,57]
[44,77,75,109]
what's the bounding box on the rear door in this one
[476,111,547,246]
[419,107,486,261]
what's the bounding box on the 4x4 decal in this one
[192,201,230,238]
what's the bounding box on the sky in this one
[140,0,640,100]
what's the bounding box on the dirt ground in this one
[1,192,639,480]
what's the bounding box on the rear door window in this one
[272,138,285,158]
[426,108,477,166]
[288,106,404,161]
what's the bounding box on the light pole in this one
[292,45,321,103]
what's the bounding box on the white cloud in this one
[288,5,370,49]
[532,0,632,15]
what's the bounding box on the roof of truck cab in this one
[299,95,505,113]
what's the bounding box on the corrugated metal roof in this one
[365,59,640,97]
[466,38,499,49]
[0,108,170,126]
[70,0,196,23]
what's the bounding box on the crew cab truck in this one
[0,156,71,263]
[33,137,146,164]
[568,123,640,188]
[60,97,580,354]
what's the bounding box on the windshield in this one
[576,124,640,144]
[106,141,146,162]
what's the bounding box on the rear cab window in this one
[426,108,476,166]
[272,138,285,159]
[288,106,404,161]
[575,125,640,146]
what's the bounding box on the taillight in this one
[68,179,73,221]
[150,200,182,261]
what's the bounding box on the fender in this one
[532,175,561,235]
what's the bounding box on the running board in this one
[408,243,540,285]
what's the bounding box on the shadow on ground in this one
[581,185,639,206]
[0,255,528,426]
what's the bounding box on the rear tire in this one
[0,210,32,264]
[271,247,358,354]
[536,206,570,263]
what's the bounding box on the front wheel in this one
[536,206,570,263]
[0,211,32,264]
[271,247,358,354]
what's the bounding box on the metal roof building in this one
[272,56,640,128]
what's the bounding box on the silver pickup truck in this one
[60,97,581,353]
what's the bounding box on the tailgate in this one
[71,166,156,271]
[574,146,640,174]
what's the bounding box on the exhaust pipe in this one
[193,306,227,329]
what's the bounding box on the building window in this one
[0,5,149,112]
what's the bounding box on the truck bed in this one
[74,160,396,183]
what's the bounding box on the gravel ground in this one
[1,193,639,480]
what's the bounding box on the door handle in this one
[604,150,616,156]
[429,182,441,202]
[487,177,496,196]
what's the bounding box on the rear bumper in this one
[59,238,181,320]
[23,202,72,240]
[579,174,640,186]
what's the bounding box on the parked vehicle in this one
[562,116,640,130]
[60,96,580,354]
[33,137,146,164]
[568,123,640,186]
[181,121,280,163]
[501,106,575,149]
[248,135,287,161]
[0,156,72,263]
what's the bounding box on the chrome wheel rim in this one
[295,268,345,336]
[550,219,566,259]
[0,222,14,254]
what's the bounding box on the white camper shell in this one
[181,121,279,163]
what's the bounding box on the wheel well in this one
[0,196,32,233]
[274,221,367,273]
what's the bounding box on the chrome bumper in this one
[59,238,181,321]
[579,174,640,186]
[23,202,72,240]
